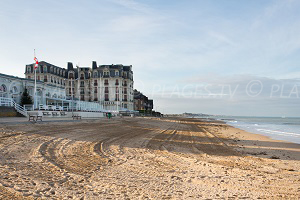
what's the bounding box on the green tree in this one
[20,87,33,106]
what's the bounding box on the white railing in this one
[0,97,28,117]
[76,101,104,112]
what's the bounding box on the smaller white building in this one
[0,73,66,106]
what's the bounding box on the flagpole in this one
[34,49,37,110]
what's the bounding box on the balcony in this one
[105,98,109,101]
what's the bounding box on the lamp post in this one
[70,78,74,116]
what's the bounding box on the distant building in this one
[133,89,153,111]
[24,61,134,111]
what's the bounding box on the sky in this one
[0,0,300,116]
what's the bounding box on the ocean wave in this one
[256,129,300,137]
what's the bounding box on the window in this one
[116,87,119,93]
[69,72,74,79]
[0,84,7,93]
[63,71,65,76]
[43,66,47,73]
[105,94,109,101]
[104,79,109,85]
[94,88,97,93]
[94,80,98,86]
[105,87,109,93]
[51,76,53,83]
[53,94,57,98]
[103,71,110,77]
[80,89,84,95]
[115,79,119,85]
[115,94,119,101]
[12,86,18,93]
[80,73,84,80]
[94,71,98,78]
[28,76,31,79]
[50,66,53,73]
[124,81,127,86]
[115,71,119,76]
[80,81,84,87]
[27,66,32,73]
[44,75,48,82]
[94,97,98,101]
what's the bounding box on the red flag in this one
[34,57,38,69]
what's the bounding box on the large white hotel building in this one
[24,61,134,111]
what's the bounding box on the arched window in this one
[0,84,7,93]
[37,89,42,96]
[12,86,18,94]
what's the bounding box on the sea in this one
[215,116,300,144]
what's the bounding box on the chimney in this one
[67,62,73,71]
[92,61,97,69]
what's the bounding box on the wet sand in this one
[0,117,299,199]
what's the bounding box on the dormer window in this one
[43,66,47,73]
[103,70,110,77]
[50,66,53,73]
[80,73,84,80]
[69,72,74,79]
[94,71,98,78]
[115,70,119,76]
[27,66,32,73]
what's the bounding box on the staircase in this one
[0,97,28,117]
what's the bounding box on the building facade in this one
[0,73,66,106]
[25,61,134,111]
[133,89,153,111]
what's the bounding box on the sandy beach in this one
[0,117,299,199]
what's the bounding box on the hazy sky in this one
[0,0,300,116]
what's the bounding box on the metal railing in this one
[0,97,28,117]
